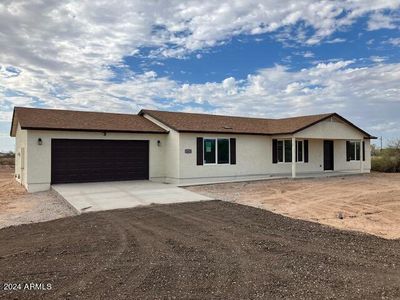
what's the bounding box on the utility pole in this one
[380,136,383,152]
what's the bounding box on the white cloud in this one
[370,56,387,63]
[326,38,346,44]
[294,51,315,58]
[367,12,399,30]
[386,37,400,46]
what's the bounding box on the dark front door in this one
[323,140,334,171]
[51,139,149,184]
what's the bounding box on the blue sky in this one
[124,18,400,83]
[1,1,400,151]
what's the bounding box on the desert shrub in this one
[0,152,15,166]
[0,157,15,166]
[371,140,400,172]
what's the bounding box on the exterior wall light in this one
[157,140,161,147]
[38,138,43,145]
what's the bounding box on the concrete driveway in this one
[52,181,212,213]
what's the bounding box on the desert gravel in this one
[0,168,76,229]
[186,173,400,239]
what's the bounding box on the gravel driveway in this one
[0,200,399,299]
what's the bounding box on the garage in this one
[51,139,149,184]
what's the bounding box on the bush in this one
[0,152,15,166]
[0,157,15,166]
[371,140,400,172]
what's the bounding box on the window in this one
[347,141,361,161]
[297,140,303,162]
[277,140,284,162]
[204,139,216,164]
[204,138,230,164]
[217,139,230,164]
[284,140,292,163]
[276,139,304,163]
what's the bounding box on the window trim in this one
[348,140,361,161]
[203,137,230,165]
[277,139,305,164]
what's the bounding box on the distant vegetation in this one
[371,140,400,172]
[0,151,15,166]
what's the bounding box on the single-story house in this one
[10,107,376,192]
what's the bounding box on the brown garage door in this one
[51,139,149,184]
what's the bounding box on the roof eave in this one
[9,107,17,137]
[20,127,169,134]
[178,129,272,135]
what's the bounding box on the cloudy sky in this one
[1,0,400,151]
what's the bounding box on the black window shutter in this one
[304,140,309,163]
[230,138,236,164]
[346,141,351,161]
[272,139,277,164]
[196,137,203,165]
[362,141,365,161]
[295,141,298,162]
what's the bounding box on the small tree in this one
[370,144,379,156]
[372,138,400,172]
[388,139,400,150]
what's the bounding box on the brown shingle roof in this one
[10,107,375,139]
[10,107,168,136]
[140,109,374,138]
[140,109,329,134]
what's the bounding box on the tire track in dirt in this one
[119,207,228,296]
[53,213,128,298]
[145,203,299,299]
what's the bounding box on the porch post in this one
[360,138,364,173]
[292,136,296,178]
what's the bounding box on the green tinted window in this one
[204,139,216,164]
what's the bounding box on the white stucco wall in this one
[25,130,167,192]
[14,124,28,189]
[294,117,365,140]
[142,114,180,182]
[176,128,371,184]
[177,133,330,183]
[333,139,371,171]
[179,133,268,182]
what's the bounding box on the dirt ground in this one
[0,167,76,228]
[0,201,399,299]
[187,173,400,239]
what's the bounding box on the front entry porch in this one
[289,136,366,178]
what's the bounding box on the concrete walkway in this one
[52,181,212,213]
